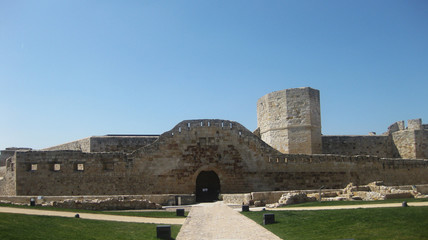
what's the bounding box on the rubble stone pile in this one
[267,181,428,208]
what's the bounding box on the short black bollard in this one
[263,213,275,225]
[176,208,185,216]
[242,205,250,212]
[156,225,171,239]
[402,201,408,207]
[75,214,80,218]
[30,198,35,206]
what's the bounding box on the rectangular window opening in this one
[76,163,84,171]
[31,164,38,171]
[54,163,61,171]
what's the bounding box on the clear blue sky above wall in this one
[1,0,428,150]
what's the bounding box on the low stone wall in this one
[220,184,428,206]
[51,197,162,210]
[0,194,195,207]
[221,193,252,205]
[222,190,341,205]
[251,191,287,204]
[416,185,428,194]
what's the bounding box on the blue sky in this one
[1,0,428,150]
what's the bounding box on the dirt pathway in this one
[0,207,185,225]
[264,201,428,211]
[176,202,282,240]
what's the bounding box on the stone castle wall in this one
[13,151,129,195]
[390,130,428,160]
[322,135,400,158]
[89,136,159,153]
[42,136,159,153]
[0,159,16,195]
[423,131,428,158]
[43,138,91,152]
[0,148,32,166]
[2,87,428,198]
[4,120,428,197]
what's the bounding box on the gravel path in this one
[176,202,282,240]
[265,201,428,211]
[0,207,185,225]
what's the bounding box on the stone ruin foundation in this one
[222,182,428,208]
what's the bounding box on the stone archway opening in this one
[195,171,220,202]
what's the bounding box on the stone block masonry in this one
[1,87,428,199]
[322,119,428,159]
[257,87,321,154]
[42,135,159,153]
[3,119,428,197]
[322,135,399,158]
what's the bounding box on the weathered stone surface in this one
[222,193,252,205]
[277,191,316,206]
[322,135,398,158]
[251,191,288,204]
[266,182,424,207]
[50,197,162,210]
[42,136,159,153]
[257,87,322,154]
[408,119,422,130]
[254,200,265,207]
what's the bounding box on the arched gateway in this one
[195,171,220,202]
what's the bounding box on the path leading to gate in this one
[0,207,185,225]
[176,201,282,240]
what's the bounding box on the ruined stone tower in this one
[257,87,322,154]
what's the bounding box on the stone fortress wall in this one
[256,87,428,160]
[42,135,159,153]
[322,135,396,158]
[0,148,32,167]
[1,119,428,197]
[1,87,428,198]
[322,120,428,159]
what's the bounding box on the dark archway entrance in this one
[195,171,220,202]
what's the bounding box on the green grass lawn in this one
[0,212,181,240]
[0,203,187,218]
[242,206,428,240]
